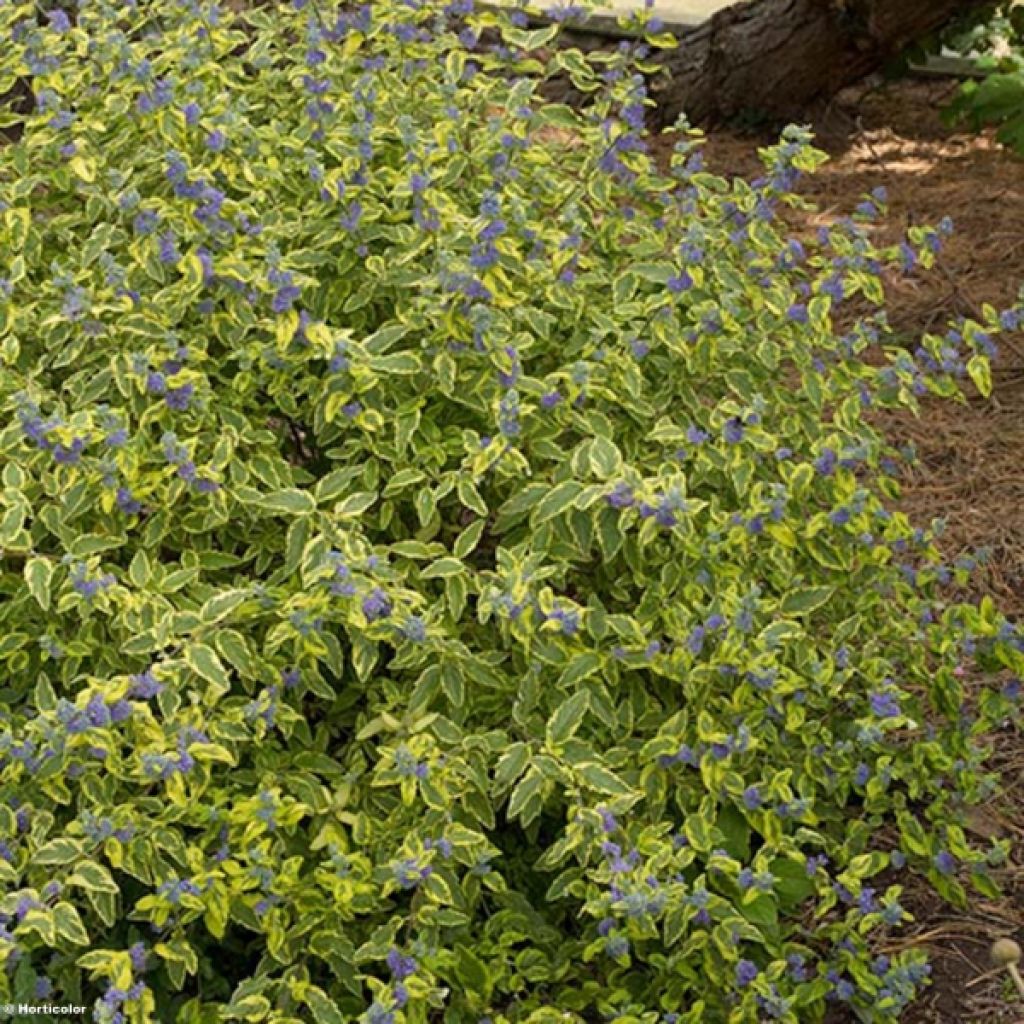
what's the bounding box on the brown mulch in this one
[654,76,1024,1023]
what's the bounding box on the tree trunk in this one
[650,0,998,128]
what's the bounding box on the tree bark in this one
[650,0,998,128]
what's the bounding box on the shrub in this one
[1,1,1023,1021]
[940,3,1024,152]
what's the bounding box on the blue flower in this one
[881,901,904,926]
[128,668,162,699]
[722,417,744,444]
[158,232,180,264]
[868,690,900,719]
[386,948,417,981]
[667,270,692,294]
[605,482,634,509]
[814,448,837,476]
[736,960,759,987]
[47,9,71,33]
[857,887,878,914]
[165,383,195,411]
[399,616,426,642]
[362,588,392,622]
[686,625,705,656]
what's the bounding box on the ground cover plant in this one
[939,2,1024,151]
[1,1,1024,1021]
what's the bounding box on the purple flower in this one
[114,486,141,517]
[271,285,301,313]
[741,786,762,811]
[47,9,72,32]
[52,436,87,465]
[362,587,392,622]
[722,417,744,444]
[129,942,147,973]
[128,668,162,699]
[165,384,195,411]
[882,901,904,926]
[857,887,878,914]
[814,448,837,476]
[686,625,705,656]
[736,960,759,987]
[386,948,417,981]
[183,102,201,125]
[205,130,227,151]
[934,850,956,875]
[606,482,634,509]
[109,699,133,723]
[158,233,180,265]
[667,270,692,294]
[869,690,900,719]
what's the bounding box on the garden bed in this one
[660,75,1024,1023]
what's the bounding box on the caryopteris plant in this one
[0,1,1022,1021]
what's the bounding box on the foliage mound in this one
[1,1,1023,1022]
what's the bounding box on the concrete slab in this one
[489,0,736,34]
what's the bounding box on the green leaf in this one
[128,549,151,588]
[683,813,713,853]
[532,480,584,526]
[779,586,834,616]
[558,651,602,688]
[967,354,992,397]
[254,489,316,516]
[739,894,778,928]
[200,589,249,625]
[577,761,631,795]
[33,838,86,866]
[588,437,622,479]
[494,742,529,787]
[453,519,485,559]
[304,986,345,1024]
[546,690,589,748]
[52,902,90,945]
[184,643,230,693]
[315,467,362,503]
[68,861,120,894]
[368,352,421,374]
[454,944,491,997]
[421,557,465,579]
[24,557,53,610]
[457,478,489,517]
[215,630,258,679]
[508,768,544,824]
[336,490,377,517]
